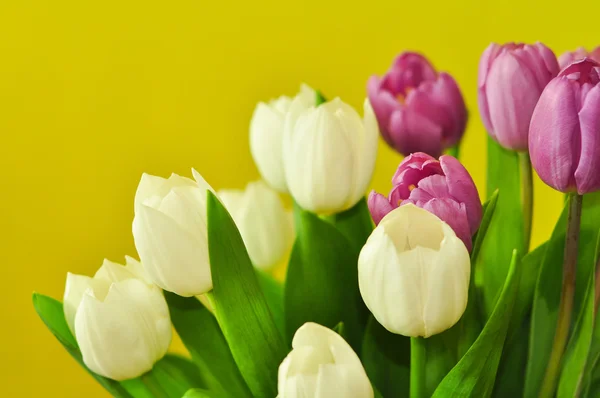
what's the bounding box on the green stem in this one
[518,152,533,252]
[205,291,217,315]
[142,372,169,398]
[410,337,427,398]
[539,193,583,398]
[445,144,460,159]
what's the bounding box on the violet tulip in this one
[558,46,600,69]
[367,52,467,158]
[478,42,559,151]
[529,59,600,194]
[368,152,482,250]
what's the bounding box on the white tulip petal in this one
[191,168,216,194]
[133,204,211,296]
[64,273,93,335]
[134,173,195,212]
[354,99,379,203]
[94,259,138,284]
[157,186,207,240]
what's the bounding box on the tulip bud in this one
[368,152,481,251]
[478,42,559,151]
[277,322,374,398]
[250,84,316,193]
[218,180,293,270]
[558,46,600,69]
[132,170,214,296]
[358,204,470,337]
[529,59,600,194]
[367,52,468,158]
[63,257,171,380]
[283,97,378,214]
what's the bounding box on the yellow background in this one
[0,0,596,395]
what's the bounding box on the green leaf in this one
[182,388,230,398]
[558,229,600,396]
[481,137,525,317]
[326,198,373,253]
[525,192,600,397]
[285,205,366,352]
[315,90,327,105]
[256,269,285,339]
[454,190,499,358]
[432,249,521,398]
[32,293,134,398]
[207,191,287,398]
[333,322,346,340]
[361,316,410,397]
[164,292,251,397]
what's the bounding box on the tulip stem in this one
[518,152,533,252]
[410,337,426,398]
[539,193,582,398]
[205,291,217,314]
[445,144,460,159]
[142,372,169,398]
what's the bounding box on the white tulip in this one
[250,84,316,193]
[358,204,470,338]
[63,257,171,381]
[277,322,374,398]
[218,180,293,270]
[283,98,378,214]
[132,170,214,297]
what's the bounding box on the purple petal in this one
[389,184,408,205]
[411,175,451,199]
[368,190,395,225]
[384,52,438,94]
[421,198,472,251]
[392,152,442,186]
[428,73,468,146]
[388,108,444,157]
[439,155,482,235]
[575,84,600,194]
[368,75,401,145]
[529,78,580,192]
[558,47,588,70]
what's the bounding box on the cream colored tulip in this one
[63,257,171,381]
[218,180,293,270]
[278,322,374,398]
[283,98,378,214]
[132,170,214,296]
[250,84,315,193]
[358,204,470,337]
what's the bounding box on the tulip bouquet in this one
[33,44,600,398]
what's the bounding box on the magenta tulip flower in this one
[367,52,468,158]
[368,152,482,250]
[478,42,559,151]
[529,58,600,194]
[558,46,600,69]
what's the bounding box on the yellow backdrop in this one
[0,0,596,395]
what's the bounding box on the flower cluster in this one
[34,41,600,398]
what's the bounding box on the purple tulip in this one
[368,152,482,250]
[367,52,468,158]
[559,46,600,69]
[529,58,600,194]
[478,42,559,151]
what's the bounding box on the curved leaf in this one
[207,191,287,398]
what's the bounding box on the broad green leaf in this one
[285,205,366,352]
[256,269,285,339]
[481,137,525,317]
[327,198,373,253]
[455,191,499,358]
[207,191,287,398]
[183,388,230,398]
[432,250,521,398]
[164,292,251,397]
[361,316,410,397]
[558,229,600,397]
[32,293,134,398]
[525,193,600,397]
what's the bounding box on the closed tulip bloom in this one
[368,152,481,251]
[218,180,293,270]
[278,322,374,398]
[478,42,559,150]
[283,97,378,214]
[529,59,600,194]
[358,205,470,337]
[132,170,215,297]
[63,257,171,380]
[367,52,468,158]
[558,46,600,69]
[250,84,316,193]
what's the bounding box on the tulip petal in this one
[352,99,379,205]
[63,273,93,335]
[529,78,580,192]
[367,75,400,145]
[133,204,212,296]
[575,84,600,194]
[367,191,394,225]
[388,106,444,158]
[421,198,472,251]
